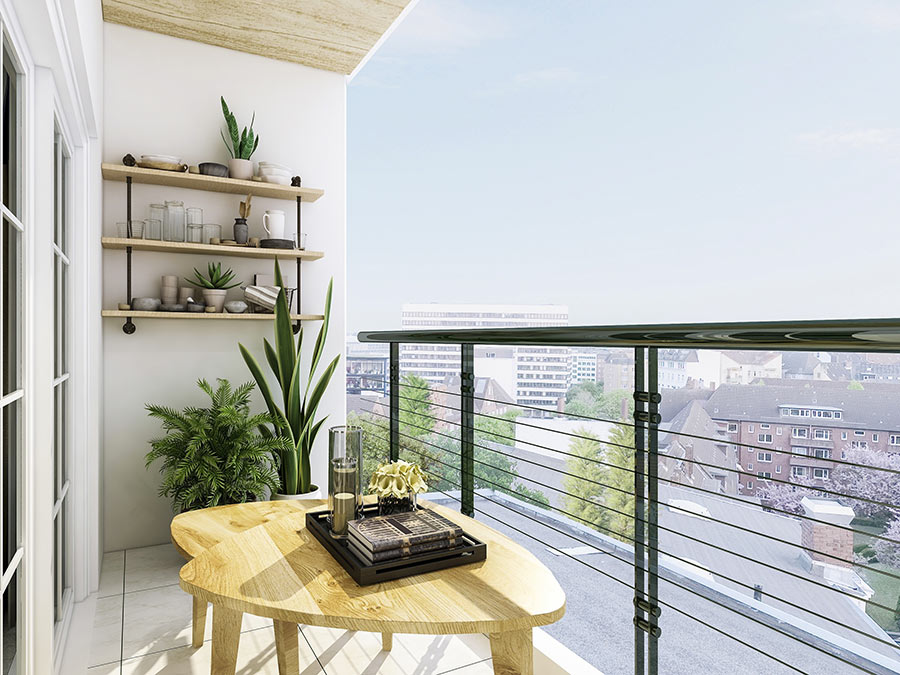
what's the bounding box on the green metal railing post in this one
[389,342,399,462]
[633,347,646,675]
[648,347,660,672]
[461,343,475,517]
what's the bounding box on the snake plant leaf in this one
[251,134,259,157]
[303,355,340,430]
[220,130,234,158]
[238,343,292,444]
[285,351,304,442]
[239,126,248,158]
[221,97,240,156]
[273,286,295,408]
[263,339,281,387]
[308,279,333,382]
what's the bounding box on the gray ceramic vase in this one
[233,218,249,245]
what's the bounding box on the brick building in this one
[704,381,900,496]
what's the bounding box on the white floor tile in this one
[87,663,121,675]
[300,625,491,675]
[123,584,272,659]
[98,551,126,598]
[437,661,494,675]
[124,543,187,593]
[119,626,321,675]
[90,595,124,667]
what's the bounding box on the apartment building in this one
[599,350,636,391]
[704,382,900,496]
[568,348,599,385]
[346,337,390,395]
[400,303,569,412]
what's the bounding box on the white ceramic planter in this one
[202,289,227,313]
[228,158,253,180]
[273,486,322,501]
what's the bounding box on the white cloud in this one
[379,0,509,56]
[797,128,900,150]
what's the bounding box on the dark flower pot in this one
[378,493,417,516]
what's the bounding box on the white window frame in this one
[813,429,831,440]
[813,468,830,480]
[792,428,809,439]
[757,452,772,463]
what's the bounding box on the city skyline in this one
[348,0,900,333]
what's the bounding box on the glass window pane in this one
[2,398,19,573]
[53,257,59,379]
[2,219,20,395]
[53,133,59,245]
[2,567,16,675]
[60,262,67,377]
[2,42,18,218]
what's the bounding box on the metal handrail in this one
[359,317,900,351]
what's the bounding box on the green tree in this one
[562,424,635,543]
[848,380,865,391]
[347,410,390,487]
[565,384,634,422]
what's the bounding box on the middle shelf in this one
[101,237,324,261]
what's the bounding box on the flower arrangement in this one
[368,460,427,515]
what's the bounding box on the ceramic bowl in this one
[260,175,291,185]
[186,302,206,313]
[258,166,291,178]
[132,297,161,311]
[199,162,229,177]
[225,301,248,314]
[160,303,185,312]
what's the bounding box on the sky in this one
[348,0,900,334]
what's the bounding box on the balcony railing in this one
[356,319,900,675]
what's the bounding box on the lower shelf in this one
[101,310,323,321]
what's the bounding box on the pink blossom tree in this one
[872,518,900,568]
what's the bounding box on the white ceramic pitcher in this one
[263,210,286,239]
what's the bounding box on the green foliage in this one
[565,383,634,422]
[848,380,865,391]
[145,379,282,512]
[220,97,259,160]
[187,262,242,290]
[562,424,635,543]
[239,261,339,494]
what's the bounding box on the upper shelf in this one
[101,164,325,202]
[101,237,324,261]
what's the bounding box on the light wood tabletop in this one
[178,500,566,675]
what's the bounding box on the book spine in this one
[368,527,464,553]
[353,537,459,564]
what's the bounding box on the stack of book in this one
[347,509,465,564]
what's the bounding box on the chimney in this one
[800,497,855,569]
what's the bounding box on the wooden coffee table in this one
[178,500,566,675]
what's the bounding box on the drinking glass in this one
[186,224,203,243]
[328,426,363,538]
[163,200,185,242]
[116,220,144,239]
[145,218,162,240]
[202,223,221,244]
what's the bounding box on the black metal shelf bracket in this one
[293,193,302,334]
[123,175,135,334]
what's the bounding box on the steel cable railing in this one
[356,401,900,583]
[354,327,900,675]
[360,374,900,479]
[358,391,900,549]
[362,429,876,675]
[362,410,900,637]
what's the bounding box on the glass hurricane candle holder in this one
[328,426,362,538]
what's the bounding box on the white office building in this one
[569,348,599,385]
[400,303,570,412]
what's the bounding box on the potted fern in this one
[145,379,284,511]
[220,96,259,180]
[187,262,241,313]
[240,261,339,499]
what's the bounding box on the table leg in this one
[273,620,300,675]
[489,628,533,675]
[192,596,207,648]
[211,605,242,675]
[381,632,393,651]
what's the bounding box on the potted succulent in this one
[145,379,284,511]
[368,460,428,515]
[220,96,259,180]
[240,261,339,499]
[187,262,241,313]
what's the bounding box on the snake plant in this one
[220,96,259,160]
[187,262,242,290]
[239,261,339,495]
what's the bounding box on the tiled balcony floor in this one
[85,544,495,674]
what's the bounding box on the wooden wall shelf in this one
[101,237,324,261]
[101,310,323,321]
[101,163,324,202]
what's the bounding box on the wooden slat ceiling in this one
[101,0,413,75]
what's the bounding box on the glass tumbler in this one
[202,223,221,244]
[145,218,162,240]
[186,224,203,243]
[328,426,363,538]
[163,200,185,242]
[116,220,144,239]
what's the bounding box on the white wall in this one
[102,24,346,550]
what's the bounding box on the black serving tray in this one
[305,504,487,586]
